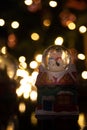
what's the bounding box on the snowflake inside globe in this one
[42,45,71,72]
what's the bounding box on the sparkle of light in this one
[24,0,33,5]
[49,1,57,8]
[30,90,37,101]
[29,61,38,69]
[31,33,40,41]
[1,46,7,54]
[81,71,87,79]
[67,22,76,30]
[19,102,26,113]
[0,18,5,26]
[54,36,64,45]
[30,112,38,125]
[19,56,26,63]
[43,19,51,27]
[78,113,86,129]
[77,53,85,60]
[11,21,19,29]
[79,25,87,33]
[35,54,42,63]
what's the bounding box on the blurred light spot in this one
[11,21,19,29]
[32,71,38,79]
[19,56,26,63]
[16,88,23,97]
[19,82,32,93]
[16,69,29,77]
[77,53,85,60]
[79,25,87,33]
[1,46,7,54]
[67,21,76,30]
[0,56,5,69]
[43,19,51,27]
[21,76,33,84]
[78,113,86,129]
[23,92,30,99]
[7,33,17,48]
[29,60,38,69]
[7,65,16,79]
[26,75,37,86]
[30,112,38,125]
[54,36,64,45]
[31,32,40,41]
[24,0,33,5]
[6,121,14,130]
[30,90,37,101]
[19,62,27,69]
[81,71,87,79]
[0,18,5,26]
[49,0,57,8]
[35,54,42,63]
[19,102,26,113]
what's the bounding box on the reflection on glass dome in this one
[42,45,71,72]
[0,51,18,80]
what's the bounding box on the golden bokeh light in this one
[31,33,40,41]
[79,25,87,33]
[81,71,87,79]
[0,18,5,26]
[67,21,76,30]
[24,0,33,5]
[77,53,85,60]
[1,46,7,54]
[35,54,42,63]
[11,21,19,29]
[19,102,26,113]
[43,19,51,27]
[78,113,86,129]
[49,0,57,8]
[30,90,37,101]
[54,36,64,45]
[29,60,38,69]
[30,112,38,125]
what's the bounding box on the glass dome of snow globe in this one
[42,45,71,72]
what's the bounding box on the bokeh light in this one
[81,71,87,79]
[31,32,40,41]
[30,112,38,126]
[79,25,87,33]
[35,54,42,63]
[49,0,57,8]
[78,113,86,129]
[30,90,37,101]
[19,102,26,113]
[24,0,33,5]
[77,53,85,60]
[67,21,76,30]
[0,18,5,26]
[29,60,38,69]
[11,21,19,29]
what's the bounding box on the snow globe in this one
[35,45,79,120]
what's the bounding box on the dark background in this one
[0,0,87,130]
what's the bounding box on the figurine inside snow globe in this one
[42,45,70,72]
